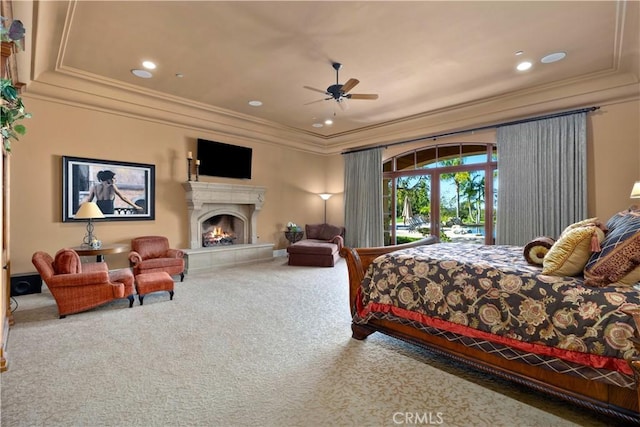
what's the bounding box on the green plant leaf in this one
[2,85,18,101]
[13,124,26,135]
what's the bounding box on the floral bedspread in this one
[355,243,640,372]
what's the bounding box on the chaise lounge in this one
[286,223,345,267]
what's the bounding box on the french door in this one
[384,144,496,245]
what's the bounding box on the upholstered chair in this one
[32,249,135,318]
[128,236,185,281]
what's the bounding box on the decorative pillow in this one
[523,236,555,266]
[618,266,640,287]
[604,206,640,234]
[584,209,640,287]
[305,224,324,240]
[318,224,343,241]
[560,217,607,237]
[542,225,605,276]
[53,248,82,275]
[305,223,344,241]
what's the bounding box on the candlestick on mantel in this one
[187,158,192,181]
[187,151,193,160]
[195,160,200,181]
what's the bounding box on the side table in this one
[284,230,304,244]
[72,243,128,262]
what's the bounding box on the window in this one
[383,144,497,246]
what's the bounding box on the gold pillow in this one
[542,225,605,276]
[560,217,608,237]
[561,217,598,234]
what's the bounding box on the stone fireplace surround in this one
[182,182,273,273]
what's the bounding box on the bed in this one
[341,232,640,423]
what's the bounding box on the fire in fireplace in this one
[201,214,243,247]
[202,227,236,246]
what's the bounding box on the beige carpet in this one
[0,257,624,426]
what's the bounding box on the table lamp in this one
[75,202,105,247]
[631,181,640,199]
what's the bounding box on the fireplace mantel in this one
[183,182,266,211]
[182,182,266,249]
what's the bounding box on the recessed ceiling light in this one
[541,52,567,64]
[324,119,333,125]
[516,61,532,71]
[515,50,524,56]
[248,100,262,107]
[142,61,156,70]
[312,123,323,128]
[175,73,184,78]
[131,69,153,78]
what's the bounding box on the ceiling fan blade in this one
[348,93,379,100]
[340,78,359,94]
[304,98,330,105]
[303,86,328,95]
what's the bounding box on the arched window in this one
[383,143,497,245]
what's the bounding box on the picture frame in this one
[62,156,155,222]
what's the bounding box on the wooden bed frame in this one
[340,237,640,424]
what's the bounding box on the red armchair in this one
[128,236,185,281]
[32,249,135,318]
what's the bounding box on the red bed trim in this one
[357,299,633,375]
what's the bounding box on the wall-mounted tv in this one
[197,139,252,179]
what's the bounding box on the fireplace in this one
[182,182,273,273]
[182,182,265,249]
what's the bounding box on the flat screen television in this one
[197,139,252,179]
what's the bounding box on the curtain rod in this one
[342,106,600,155]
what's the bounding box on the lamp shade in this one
[631,181,640,199]
[75,202,105,219]
[319,193,333,201]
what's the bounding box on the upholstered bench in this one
[135,271,174,305]
[286,223,346,267]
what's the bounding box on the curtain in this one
[343,147,384,248]
[496,113,587,245]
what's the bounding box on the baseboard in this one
[273,249,287,257]
[1,315,9,372]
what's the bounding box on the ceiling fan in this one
[304,62,379,110]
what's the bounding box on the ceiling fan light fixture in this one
[131,69,153,78]
[303,62,378,107]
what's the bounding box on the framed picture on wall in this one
[62,156,155,222]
